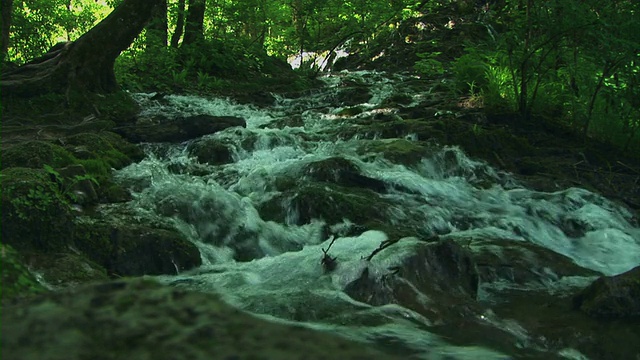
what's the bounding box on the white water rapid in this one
[114,71,640,359]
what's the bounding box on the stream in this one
[113,71,640,359]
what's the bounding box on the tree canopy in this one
[1,0,638,151]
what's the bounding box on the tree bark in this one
[1,0,162,97]
[170,0,186,48]
[182,0,205,46]
[1,0,12,59]
[147,0,168,48]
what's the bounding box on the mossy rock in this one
[73,217,202,276]
[573,266,640,319]
[1,278,401,360]
[357,139,430,166]
[1,141,75,170]
[187,138,234,165]
[1,91,139,128]
[300,157,387,192]
[335,106,364,117]
[1,167,74,251]
[1,243,48,303]
[64,131,144,167]
[27,252,109,288]
[261,182,391,226]
[333,118,439,141]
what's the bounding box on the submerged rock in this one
[1,279,399,360]
[573,265,640,319]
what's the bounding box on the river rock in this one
[74,216,202,276]
[344,238,479,321]
[187,137,235,165]
[302,157,387,193]
[0,279,400,360]
[573,265,640,319]
[117,114,246,143]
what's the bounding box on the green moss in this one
[28,252,109,287]
[73,217,114,268]
[1,167,74,251]
[357,139,430,165]
[2,141,76,170]
[1,243,48,303]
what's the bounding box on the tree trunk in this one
[1,0,12,59]
[147,0,168,48]
[1,0,162,97]
[170,0,186,48]
[182,0,205,46]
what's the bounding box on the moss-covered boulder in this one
[1,243,48,304]
[301,157,387,192]
[1,279,400,360]
[26,252,109,288]
[1,141,75,170]
[261,182,391,227]
[357,139,430,166]
[1,167,74,251]
[74,217,201,276]
[187,137,234,165]
[63,131,144,169]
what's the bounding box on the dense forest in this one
[2,0,639,151]
[2,1,640,359]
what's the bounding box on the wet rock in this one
[335,106,364,117]
[74,216,201,276]
[261,114,304,129]
[357,139,430,166]
[1,279,400,360]
[302,157,387,193]
[335,118,440,141]
[573,265,640,319]
[344,238,479,321]
[264,182,391,226]
[468,238,600,288]
[117,114,246,143]
[187,138,235,165]
[335,86,371,106]
[381,93,413,107]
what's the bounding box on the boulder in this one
[344,238,479,321]
[301,157,387,193]
[1,167,74,251]
[74,216,202,276]
[1,279,400,360]
[573,265,640,319]
[187,137,235,165]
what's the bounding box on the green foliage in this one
[414,52,445,76]
[446,0,640,153]
[7,0,110,63]
[1,243,48,302]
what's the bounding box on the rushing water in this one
[114,71,640,359]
